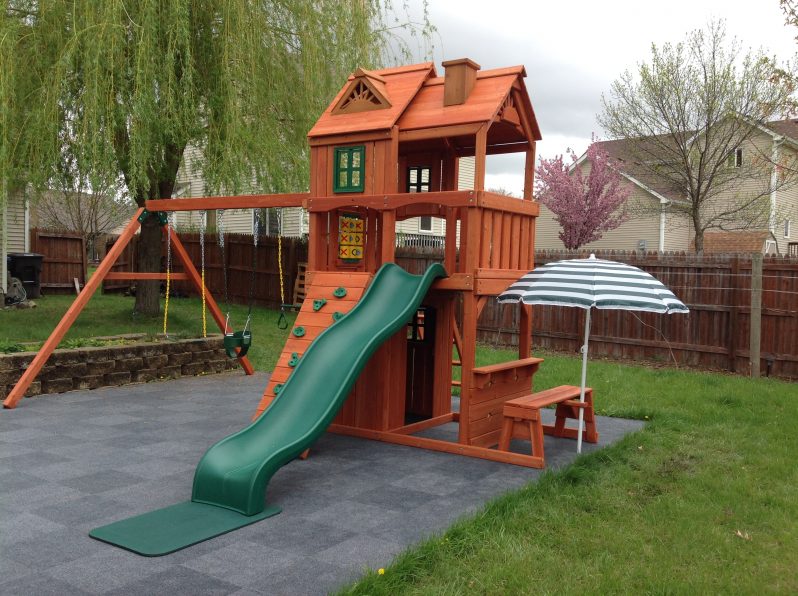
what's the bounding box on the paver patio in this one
[0,371,643,595]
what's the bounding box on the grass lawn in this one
[4,293,797,591]
[343,349,798,594]
[0,291,297,372]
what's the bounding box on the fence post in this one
[727,256,739,372]
[749,252,763,378]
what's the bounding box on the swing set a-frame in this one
[2,193,305,410]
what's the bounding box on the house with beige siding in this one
[537,119,798,254]
[1,192,31,295]
[174,145,307,237]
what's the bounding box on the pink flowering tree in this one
[535,140,631,249]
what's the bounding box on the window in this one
[786,219,792,239]
[407,166,431,193]
[419,216,433,233]
[254,208,279,236]
[728,147,743,168]
[333,146,365,193]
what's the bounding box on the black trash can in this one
[7,252,44,299]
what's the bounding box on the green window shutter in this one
[333,146,365,193]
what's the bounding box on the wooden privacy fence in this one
[29,228,87,294]
[100,237,798,380]
[479,250,798,381]
[103,233,308,309]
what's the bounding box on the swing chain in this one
[275,207,289,330]
[217,209,231,328]
[162,216,173,337]
[200,211,207,338]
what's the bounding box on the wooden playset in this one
[4,59,598,470]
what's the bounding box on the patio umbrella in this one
[498,254,688,453]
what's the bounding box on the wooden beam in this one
[308,130,393,147]
[431,273,473,291]
[389,412,455,435]
[398,123,482,143]
[477,191,539,216]
[307,190,476,212]
[4,210,144,409]
[327,424,545,469]
[145,193,308,212]
[456,141,531,156]
[103,272,190,281]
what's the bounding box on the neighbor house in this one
[0,192,31,295]
[536,119,798,254]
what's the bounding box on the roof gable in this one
[308,63,435,138]
[331,68,391,115]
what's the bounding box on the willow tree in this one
[1,1,432,313]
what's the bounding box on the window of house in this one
[255,208,279,236]
[728,147,743,168]
[333,146,365,193]
[419,216,433,233]
[785,219,792,239]
[407,166,431,193]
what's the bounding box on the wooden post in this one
[727,256,739,372]
[523,145,536,201]
[3,210,144,408]
[379,210,396,265]
[519,304,532,358]
[749,252,763,378]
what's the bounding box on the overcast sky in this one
[402,0,797,195]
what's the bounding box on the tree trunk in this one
[694,228,704,254]
[134,214,162,315]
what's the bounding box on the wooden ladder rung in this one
[451,380,461,387]
[452,360,461,366]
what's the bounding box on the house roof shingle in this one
[593,118,798,204]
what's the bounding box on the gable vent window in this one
[333,146,365,193]
[728,147,743,168]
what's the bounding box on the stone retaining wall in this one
[0,336,240,400]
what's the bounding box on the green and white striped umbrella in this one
[498,254,688,453]
[498,254,689,313]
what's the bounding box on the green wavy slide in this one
[90,263,447,556]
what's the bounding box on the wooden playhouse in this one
[4,58,595,468]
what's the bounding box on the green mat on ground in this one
[89,501,281,556]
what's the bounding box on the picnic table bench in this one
[498,385,599,466]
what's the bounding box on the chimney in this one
[442,58,481,106]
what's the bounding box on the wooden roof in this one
[307,63,435,138]
[308,61,541,143]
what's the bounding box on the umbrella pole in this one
[577,308,591,454]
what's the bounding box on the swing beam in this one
[3,207,256,409]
